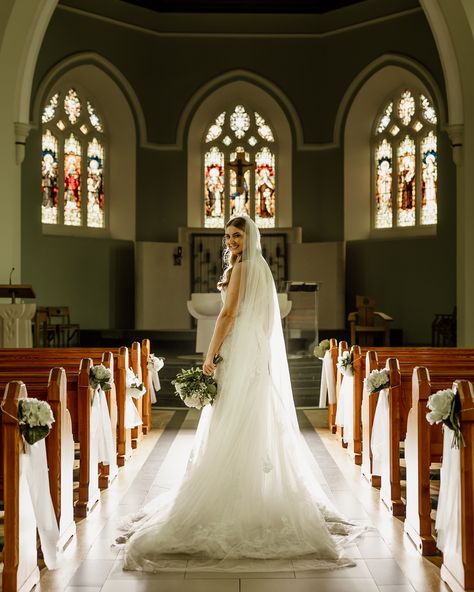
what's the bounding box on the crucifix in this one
[227,150,254,193]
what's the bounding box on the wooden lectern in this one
[0,284,35,304]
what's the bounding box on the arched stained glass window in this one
[41,87,106,229]
[373,89,438,229]
[202,105,277,228]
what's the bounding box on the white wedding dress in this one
[120,216,364,572]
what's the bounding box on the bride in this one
[120,214,364,572]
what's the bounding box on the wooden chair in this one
[33,307,56,347]
[348,296,393,347]
[432,306,456,346]
[46,307,80,347]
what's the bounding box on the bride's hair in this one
[217,216,246,291]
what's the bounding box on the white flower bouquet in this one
[90,364,113,391]
[313,339,331,360]
[337,350,354,376]
[364,368,390,394]
[426,387,465,449]
[147,353,165,372]
[18,397,55,445]
[172,355,223,410]
[126,367,146,398]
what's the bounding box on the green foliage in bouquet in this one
[313,339,331,360]
[172,355,223,410]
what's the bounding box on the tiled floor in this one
[37,408,450,592]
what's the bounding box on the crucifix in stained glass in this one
[227,150,254,193]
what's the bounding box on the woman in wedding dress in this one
[120,214,364,572]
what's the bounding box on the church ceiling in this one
[121,0,367,14]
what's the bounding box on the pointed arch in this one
[342,55,446,241]
[33,54,138,240]
[186,74,293,227]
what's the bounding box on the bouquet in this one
[426,387,465,449]
[337,350,354,376]
[90,364,113,391]
[172,355,223,410]
[18,397,55,445]
[364,368,390,394]
[313,339,331,360]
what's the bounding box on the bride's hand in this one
[202,355,217,376]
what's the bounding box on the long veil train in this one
[118,215,366,572]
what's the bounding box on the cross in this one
[227,150,254,193]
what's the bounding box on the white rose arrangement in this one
[90,364,113,391]
[18,398,55,445]
[172,355,223,410]
[337,350,354,376]
[426,387,465,449]
[364,368,390,394]
[313,339,331,360]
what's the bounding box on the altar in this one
[0,285,36,348]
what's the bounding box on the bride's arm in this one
[202,262,242,376]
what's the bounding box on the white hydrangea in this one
[19,398,55,428]
[426,389,455,424]
[364,369,390,394]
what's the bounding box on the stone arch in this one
[185,72,294,227]
[342,55,446,241]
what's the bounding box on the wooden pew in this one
[361,350,381,487]
[130,342,143,449]
[141,338,152,434]
[327,338,338,433]
[116,347,132,467]
[439,379,474,592]
[2,381,40,592]
[335,341,349,446]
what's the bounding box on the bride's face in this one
[225,225,245,255]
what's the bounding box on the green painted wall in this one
[22,0,455,341]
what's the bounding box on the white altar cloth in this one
[0,303,36,347]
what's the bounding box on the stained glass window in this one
[64,89,81,124]
[375,139,392,228]
[64,133,82,226]
[421,131,437,225]
[41,89,106,229]
[372,89,438,230]
[204,147,225,228]
[41,130,59,224]
[202,106,277,228]
[87,138,105,228]
[398,90,415,126]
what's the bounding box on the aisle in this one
[37,409,449,592]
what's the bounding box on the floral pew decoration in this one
[365,368,391,497]
[147,353,165,403]
[89,364,117,469]
[426,387,464,449]
[1,394,59,570]
[172,354,222,410]
[314,339,337,409]
[124,367,146,428]
[335,349,355,445]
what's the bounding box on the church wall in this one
[23,2,454,340]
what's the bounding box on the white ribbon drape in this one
[335,374,354,444]
[125,368,146,429]
[147,356,164,404]
[370,388,390,496]
[23,439,60,569]
[91,387,116,465]
[435,427,462,572]
[319,351,336,408]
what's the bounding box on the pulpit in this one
[0,285,36,347]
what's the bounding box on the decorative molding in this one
[57,4,422,40]
[14,121,33,164]
[446,123,464,167]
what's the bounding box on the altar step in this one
[154,355,322,408]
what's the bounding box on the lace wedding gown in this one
[120,217,364,573]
